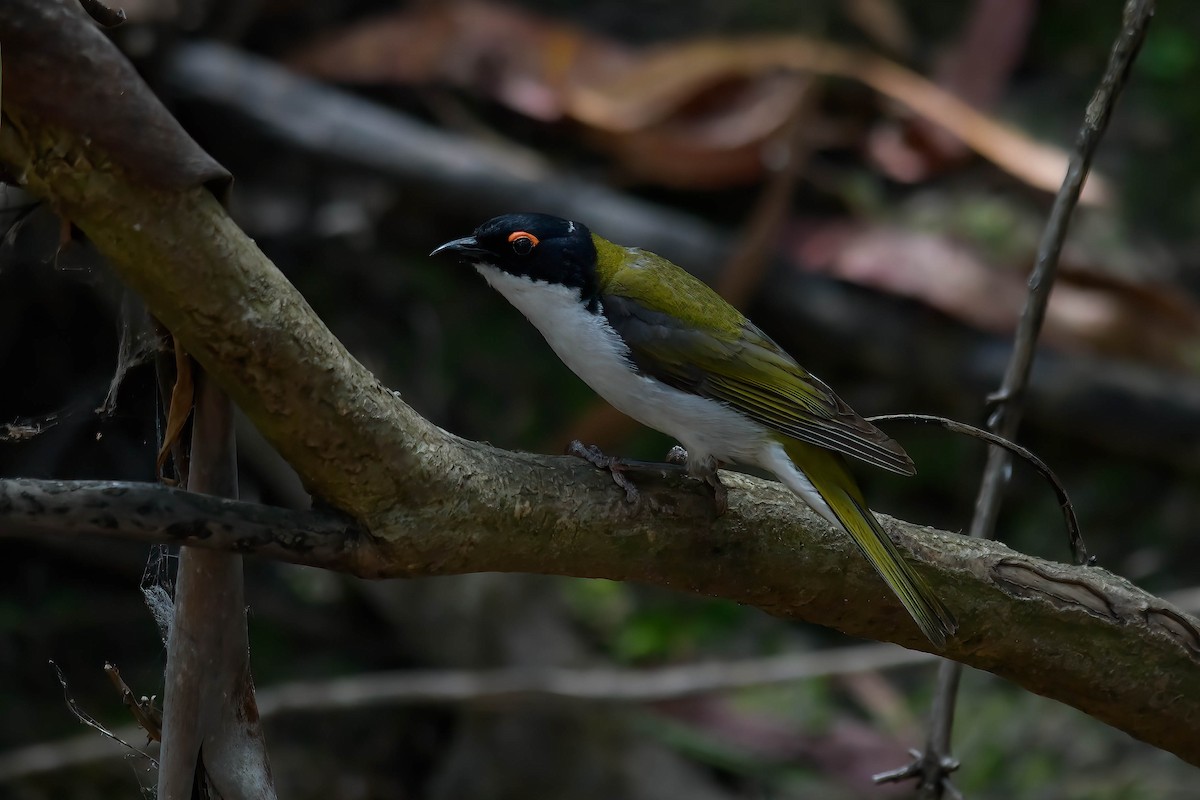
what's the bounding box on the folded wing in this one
[602,293,915,476]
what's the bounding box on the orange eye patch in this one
[507,231,539,247]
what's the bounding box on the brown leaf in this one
[871,0,1038,179]
[156,338,195,478]
[290,2,1104,199]
[843,0,914,56]
[0,0,230,193]
[289,2,634,124]
[574,35,1108,203]
[931,0,1038,134]
[787,220,1200,370]
[589,74,809,188]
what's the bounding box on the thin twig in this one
[257,642,930,712]
[48,660,157,766]
[3,643,930,781]
[888,2,1157,797]
[867,413,1085,563]
[0,415,59,441]
[9,575,1200,783]
[104,663,162,742]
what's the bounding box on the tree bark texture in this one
[157,372,275,799]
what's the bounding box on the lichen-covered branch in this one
[2,455,1200,769]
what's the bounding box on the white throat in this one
[474,264,769,466]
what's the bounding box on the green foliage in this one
[954,671,1196,800]
[565,578,758,663]
[1140,26,1197,81]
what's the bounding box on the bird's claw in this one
[566,440,640,503]
[704,471,728,516]
[567,441,727,513]
[666,446,727,516]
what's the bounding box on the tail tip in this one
[917,608,958,649]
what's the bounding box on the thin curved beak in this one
[429,235,485,258]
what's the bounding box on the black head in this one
[431,213,598,297]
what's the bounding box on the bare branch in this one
[104,663,162,742]
[0,643,933,781]
[157,371,276,800]
[908,1,1157,795]
[868,414,1083,562]
[3,469,1200,763]
[48,660,157,766]
[976,0,1156,539]
[257,642,932,711]
[0,477,361,569]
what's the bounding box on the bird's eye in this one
[508,231,539,255]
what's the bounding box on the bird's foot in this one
[665,446,728,516]
[703,469,729,516]
[566,440,641,503]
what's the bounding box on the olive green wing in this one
[601,292,915,476]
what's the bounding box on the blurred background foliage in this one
[2,0,1199,797]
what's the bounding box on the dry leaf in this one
[871,0,1037,179]
[844,0,914,56]
[573,35,1109,203]
[156,337,195,477]
[289,2,633,124]
[289,2,1106,200]
[587,73,809,188]
[788,221,1200,370]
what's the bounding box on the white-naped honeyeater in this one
[432,213,956,647]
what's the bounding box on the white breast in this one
[475,265,770,465]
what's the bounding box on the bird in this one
[431,212,956,647]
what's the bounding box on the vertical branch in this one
[157,369,276,799]
[890,2,1157,797]
[966,0,1156,543]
